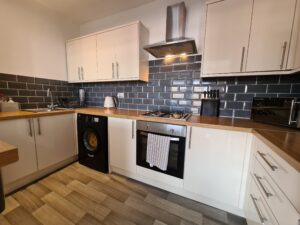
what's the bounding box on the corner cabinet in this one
[108,117,136,174]
[183,126,251,214]
[202,0,300,77]
[66,21,149,83]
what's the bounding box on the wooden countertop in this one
[0,109,75,121]
[0,107,299,172]
[0,140,18,168]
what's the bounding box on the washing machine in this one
[77,114,108,173]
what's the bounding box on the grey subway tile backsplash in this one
[1,54,300,119]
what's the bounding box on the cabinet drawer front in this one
[253,158,300,225]
[255,138,300,212]
[245,175,278,225]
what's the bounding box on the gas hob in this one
[142,111,192,121]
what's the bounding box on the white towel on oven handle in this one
[146,133,171,171]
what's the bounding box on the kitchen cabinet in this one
[202,0,253,74]
[0,119,38,185]
[183,126,250,208]
[97,22,149,81]
[67,21,149,83]
[202,0,300,76]
[246,0,297,72]
[244,137,300,225]
[108,117,136,174]
[34,114,76,170]
[66,35,98,82]
[244,175,279,225]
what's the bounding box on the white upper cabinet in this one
[108,117,136,174]
[202,0,300,77]
[66,35,98,82]
[184,126,250,209]
[202,0,253,74]
[246,0,297,72]
[67,21,149,83]
[114,24,139,80]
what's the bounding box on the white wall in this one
[80,0,206,59]
[0,0,79,80]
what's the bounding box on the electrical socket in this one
[117,93,124,98]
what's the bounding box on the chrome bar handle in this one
[28,119,32,137]
[78,67,81,80]
[112,63,115,78]
[37,118,41,135]
[81,67,84,80]
[289,99,298,125]
[116,62,119,78]
[254,174,273,198]
[240,47,246,72]
[132,120,135,139]
[257,151,278,171]
[250,194,267,223]
[280,41,288,70]
[188,127,192,149]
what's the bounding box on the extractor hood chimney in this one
[144,2,197,58]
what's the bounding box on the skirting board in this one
[4,156,78,195]
[110,166,245,217]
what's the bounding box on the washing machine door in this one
[83,128,101,154]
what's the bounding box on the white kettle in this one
[104,96,118,108]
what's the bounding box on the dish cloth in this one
[146,133,171,171]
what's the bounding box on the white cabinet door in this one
[114,24,139,79]
[108,118,136,174]
[80,35,98,81]
[203,0,252,74]
[66,36,98,82]
[34,114,76,170]
[184,126,248,207]
[66,39,81,82]
[246,0,297,71]
[97,31,116,80]
[0,119,38,184]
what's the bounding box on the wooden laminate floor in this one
[0,163,247,225]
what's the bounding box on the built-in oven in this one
[136,121,186,179]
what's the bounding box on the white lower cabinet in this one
[0,114,76,187]
[183,126,250,209]
[108,117,136,174]
[33,114,76,170]
[0,118,38,184]
[244,174,278,225]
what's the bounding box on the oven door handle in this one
[139,132,180,142]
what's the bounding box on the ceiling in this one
[33,0,155,24]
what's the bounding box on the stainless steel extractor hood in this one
[144,2,197,58]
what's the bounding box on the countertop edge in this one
[0,141,18,168]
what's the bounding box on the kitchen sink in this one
[22,108,70,113]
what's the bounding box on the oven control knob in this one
[170,129,175,134]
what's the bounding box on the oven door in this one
[136,130,186,179]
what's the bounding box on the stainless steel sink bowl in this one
[22,108,70,113]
